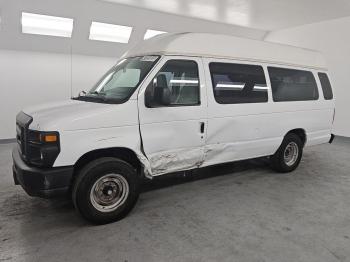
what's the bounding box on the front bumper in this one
[12,147,74,198]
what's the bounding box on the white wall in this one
[0,50,116,139]
[265,16,350,137]
[3,15,349,139]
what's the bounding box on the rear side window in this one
[209,62,268,104]
[318,73,333,100]
[268,67,319,102]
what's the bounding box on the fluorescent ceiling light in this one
[144,29,167,40]
[170,79,198,85]
[89,22,132,43]
[216,83,268,90]
[216,83,245,90]
[21,12,73,37]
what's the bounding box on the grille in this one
[16,123,25,155]
[15,112,33,162]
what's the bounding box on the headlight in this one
[26,130,60,167]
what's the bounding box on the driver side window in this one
[145,59,200,107]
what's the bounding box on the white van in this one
[13,33,335,224]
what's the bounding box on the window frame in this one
[267,66,319,102]
[209,61,269,105]
[144,59,201,108]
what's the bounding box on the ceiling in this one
[103,0,350,30]
[0,0,264,57]
[0,0,350,57]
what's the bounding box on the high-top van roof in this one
[123,33,327,70]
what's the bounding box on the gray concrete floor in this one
[1,138,350,262]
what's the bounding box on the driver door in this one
[138,56,207,176]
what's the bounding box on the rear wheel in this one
[72,157,139,224]
[270,133,303,173]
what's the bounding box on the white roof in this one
[124,33,327,70]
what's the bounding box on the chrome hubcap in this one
[90,174,129,213]
[284,142,299,166]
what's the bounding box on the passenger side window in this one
[268,67,319,102]
[318,73,333,100]
[145,60,200,107]
[209,62,268,104]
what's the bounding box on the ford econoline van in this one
[12,33,335,224]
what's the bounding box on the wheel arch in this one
[73,147,144,179]
[285,128,307,147]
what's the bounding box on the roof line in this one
[124,51,328,71]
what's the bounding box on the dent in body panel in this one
[142,109,333,177]
[146,136,282,176]
[148,147,205,176]
[135,152,153,179]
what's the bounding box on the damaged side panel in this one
[147,147,205,176]
[136,55,208,177]
[144,137,281,177]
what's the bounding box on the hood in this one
[23,99,138,132]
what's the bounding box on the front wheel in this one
[270,133,303,173]
[72,157,140,224]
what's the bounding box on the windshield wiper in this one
[89,91,106,96]
[72,93,107,103]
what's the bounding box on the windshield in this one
[74,55,160,104]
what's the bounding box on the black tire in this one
[72,157,140,224]
[270,133,303,173]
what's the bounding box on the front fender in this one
[53,125,152,177]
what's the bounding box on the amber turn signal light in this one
[41,134,58,142]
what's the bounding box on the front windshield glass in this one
[75,55,160,103]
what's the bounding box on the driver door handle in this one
[200,122,205,134]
